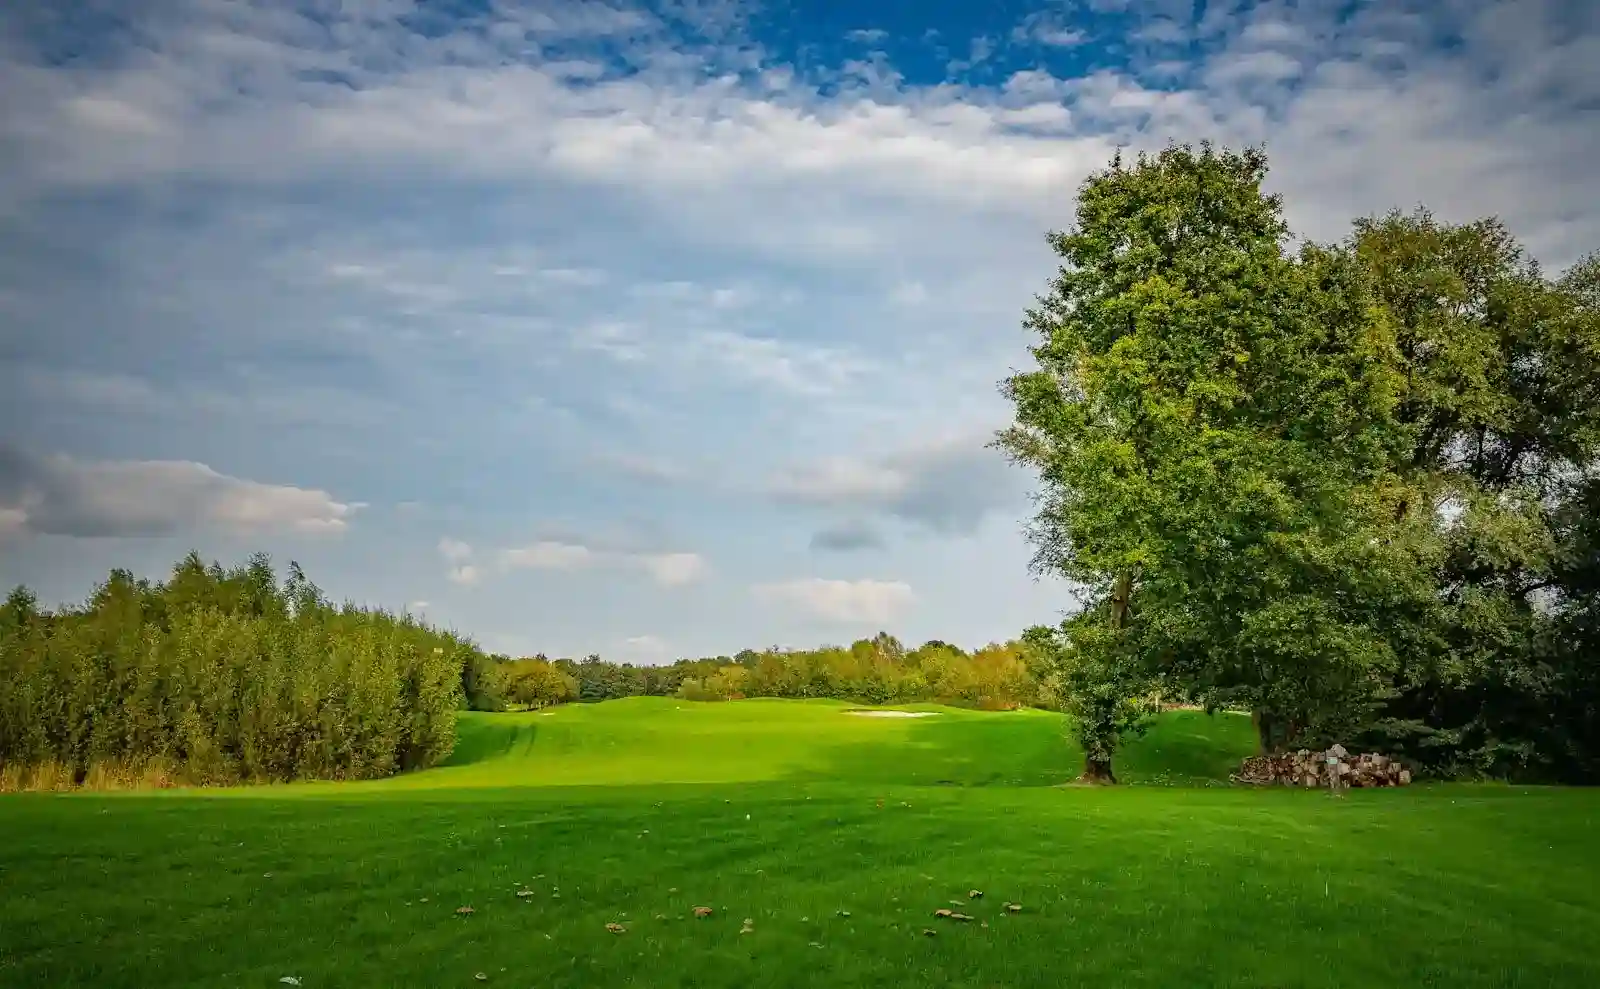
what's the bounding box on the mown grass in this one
[1,698,1596,988]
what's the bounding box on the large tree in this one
[1349,214,1600,777]
[997,144,1413,778]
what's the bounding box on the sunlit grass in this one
[1,698,1595,988]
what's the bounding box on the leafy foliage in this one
[528,634,1044,711]
[0,552,472,787]
[999,145,1600,782]
[1347,215,1600,779]
[499,656,578,709]
[1021,620,1156,783]
[997,143,1414,775]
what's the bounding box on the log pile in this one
[1231,743,1412,788]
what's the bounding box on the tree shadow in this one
[439,713,539,768]
[779,708,1257,789]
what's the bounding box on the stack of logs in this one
[1231,743,1412,788]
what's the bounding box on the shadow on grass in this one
[1117,710,1260,784]
[777,707,1259,790]
[439,717,538,767]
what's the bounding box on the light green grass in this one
[1,698,1596,988]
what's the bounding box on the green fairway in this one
[1,699,1596,988]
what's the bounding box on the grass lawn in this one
[1,697,1596,988]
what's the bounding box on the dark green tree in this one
[996,143,1413,777]
[1350,215,1600,777]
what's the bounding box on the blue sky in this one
[2,0,1597,662]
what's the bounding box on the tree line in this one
[463,631,1049,712]
[1001,143,1600,783]
[0,553,468,789]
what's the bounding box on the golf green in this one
[2,698,1595,987]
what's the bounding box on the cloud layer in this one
[770,435,1023,539]
[753,578,917,626]
[0,445,357,540]
[1,0,1595,658]
[460,536,713,588]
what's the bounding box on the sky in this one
[1,0,1597,662]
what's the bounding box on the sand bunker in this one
[845,709,939,718]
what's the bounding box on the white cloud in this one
[845,28,888,44]
[497,538,707,587]
[438,538,479,586]
[1204,49,1304,87]
[1133,16,1190,45]
[1236,18,1311,49]
[752,578,916,625]
[1011,12,1089,48]
[770,457,906,502]
[0,445,356,539]
[636,552,708,587]
[501,540,595,570]
[8,0,1593,273]
[5,10,1587,321]
[687,330,873,396]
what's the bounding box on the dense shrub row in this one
[0,553,474,789]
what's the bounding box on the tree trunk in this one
[1109,570,1132,630]
[1074,568,1135,787]
[1079,756,1116,784]
[1253,709,1299,753]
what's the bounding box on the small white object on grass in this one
[279,979,301,986]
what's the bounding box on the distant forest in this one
[477,631,1046,713]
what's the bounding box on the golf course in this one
[5,1,1600,986]
[2,698,1595,988]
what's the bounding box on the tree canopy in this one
[999,143,1600,782]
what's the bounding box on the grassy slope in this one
[0,698,1595,988]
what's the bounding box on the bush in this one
[501,657,578,709]
[0,553,474,788]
